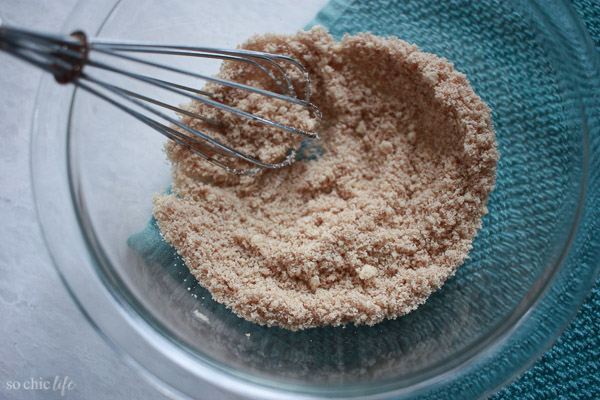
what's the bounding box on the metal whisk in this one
[0,19,321,174]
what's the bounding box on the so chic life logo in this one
[6,375,75,396]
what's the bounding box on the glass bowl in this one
[31,0,600,399]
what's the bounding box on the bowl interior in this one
[66,0,586,394]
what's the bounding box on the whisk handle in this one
[0,20,88,84]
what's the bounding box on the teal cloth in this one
[495,1,600,398]
[129,0,600,397]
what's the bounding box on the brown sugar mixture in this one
[152,27,499,330]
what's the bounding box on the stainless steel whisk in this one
[0,19,321,174]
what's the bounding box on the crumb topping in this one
[153,27,498,330]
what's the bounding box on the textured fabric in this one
[128,0,600,397]
[308,0,600,397]
[494,1,600,398]
[494,286,600,399]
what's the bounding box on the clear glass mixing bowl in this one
[31,0,600,399]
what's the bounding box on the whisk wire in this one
[99,48,295,97]
[80,75,295,173]
[91,47,318,115]
[86,58,319,139]
[75,80,255,173]
[112,86,223,127]
[0,22,321,174]
[90,40,307,99]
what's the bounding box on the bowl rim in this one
[30,0,600,399]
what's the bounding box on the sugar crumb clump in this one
[153,27,499,330]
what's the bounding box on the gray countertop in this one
[0,1,165,399]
